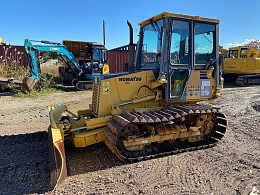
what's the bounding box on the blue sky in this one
[1,0,259,50]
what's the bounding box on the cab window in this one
[170,20,190,65]
[194,23,215,65]
[229,50,238,58]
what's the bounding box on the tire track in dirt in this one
[1,88,260,194]
[202,147,260,195]
[171,152,216,193]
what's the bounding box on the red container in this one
[0,44,40,72]
[0,45,29,68]
[106,44,136,73]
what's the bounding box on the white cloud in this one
[226,43,241,46]
[243,39,257,45]
[226,39,258,47]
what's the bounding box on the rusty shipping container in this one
[0,45,30,68]
[0,44,41,76]
[106,44,136,73]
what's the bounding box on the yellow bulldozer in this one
[48,12,227,190]
[223,46,260,86]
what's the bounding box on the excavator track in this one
[236,74,260,86]
[104,104,227,162]
[75,80,93,91]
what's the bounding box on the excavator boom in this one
[23,39,109,91]
[23,39,81,91]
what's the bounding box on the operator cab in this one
[82,43,107,75]
[228,46,258,58]
[136,12,219,102]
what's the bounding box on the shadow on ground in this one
[223,81,237,88]
[51,84,78,92]
[0,131,50,194]
[0,132,123,194]
[64,142,124,177]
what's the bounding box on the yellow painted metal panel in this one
[51,128,63,144]
[224,58,260,74]
[86,115,112,127]
[246,59,256,70]
[97,70,155,117]
[138,12,219,27]
[115,71,147,101]
[73,128,106,147]
[186,70,214,100]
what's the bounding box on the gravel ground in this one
[0,86,259,195]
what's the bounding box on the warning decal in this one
[103,82,109,95]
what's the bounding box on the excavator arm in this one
[23,39,81,91]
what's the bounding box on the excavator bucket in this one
[48,108,67,190]
[22,77,39,91]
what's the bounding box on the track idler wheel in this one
[116,124,139,150]
[121,124,139,138]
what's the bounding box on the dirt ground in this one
[0,86,259,195]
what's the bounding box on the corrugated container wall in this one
[0,45,30,68]
[63,40,97,59]
[106,44,136,73]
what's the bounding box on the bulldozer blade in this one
[48,125,67,190]
[22,77,39,91]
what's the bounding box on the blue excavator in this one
[23,39,109,91]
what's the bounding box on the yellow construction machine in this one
[0,37,5,45]
[48,12,227,190]
[223,46,260,86]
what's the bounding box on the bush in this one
[0,62,30,80]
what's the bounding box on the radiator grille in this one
[92,84,101,116]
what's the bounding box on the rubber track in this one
[76,80,93,91]
[105,104,227,162]
[236,74,260,86]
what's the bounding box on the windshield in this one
[240,48,248,57]
[170,20,190,65]
[92,45,106,62]
[141,19,164,66]
[229,50,238,58]
[194,23,216,65]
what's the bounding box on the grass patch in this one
[0,63,30,80]
[14,71,71,98]
[14,86,64,98]
[0,45,73,97]
[0,45,30,80]
[0,60,72,97]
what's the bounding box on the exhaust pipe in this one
[127,20,135,71]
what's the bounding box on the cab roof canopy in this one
[138,11,219,27]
